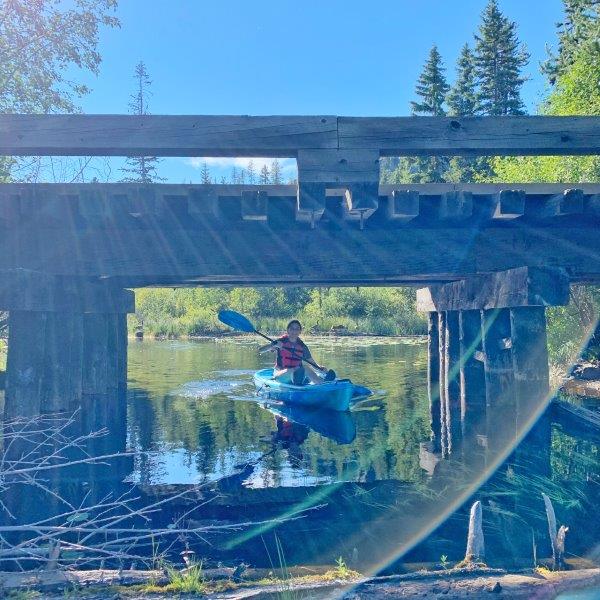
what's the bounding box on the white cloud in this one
[185,157,296,174]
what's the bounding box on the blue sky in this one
[74,0,565,183]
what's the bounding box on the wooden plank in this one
[187,187,218,218]
[82,314,109,395]
[444,311,462,453]
[343,184,379,224]
[0,114,338,156]
[338,116,600,156]
[438,312,449,457]
[416,267,570,312]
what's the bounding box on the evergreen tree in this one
[411,45,450,116]
[447,44,478,116]
[220,175,227,184]
[200,162,212,184]
[270,159,282,184]
[231,166,239,184]
[259,164,270,184]
[246,160,256,184]
[474,0,530,116]
[543,0,599,84]
[120,62,164,183]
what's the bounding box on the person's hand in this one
[271,341,283,350]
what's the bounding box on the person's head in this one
[286,319,302,341]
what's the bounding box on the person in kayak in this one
[259,320,327,385]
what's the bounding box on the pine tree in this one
[246,160,256,184]
[446,44,486,182]
[447,44,478,116]
[543,0,599,84]
[220,175,227,184]
[259,164,270,184]
[231,166,239,184]
[406,46,450,182]
[200,162,211,184]
[120,62,164,183]
[270,159,282,184]
[474,0,530,116]
[411,45,450,116]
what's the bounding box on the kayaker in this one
[259,320,327,385]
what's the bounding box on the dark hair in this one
[286,319,302,331]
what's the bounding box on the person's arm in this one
[258,340,283,354]
[302,344,324,370]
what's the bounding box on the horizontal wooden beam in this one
[339,116,600,156]
[0,270,134,313]
[1,115,600,157]
[416,267,570,312]
[0,114,337,157]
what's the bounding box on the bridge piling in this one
[1,273,133,419]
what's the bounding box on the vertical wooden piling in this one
[428,313,441,452]
[438,312,449,457]
[444,311,462,453]
[482,308,517,453]
[459,310,486,436]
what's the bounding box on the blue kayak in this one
[253,368,369,411]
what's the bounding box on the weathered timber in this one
[459,310,486,435]
[338,116,600,155]
[241,190,268,221]
[0,271,134,313]
[527,188,585,218]
[438,312,449,457]
[82,315,109,396]
[444,311,462,453]
[417,267,569,312]
[464,500,485,563]
[427,313,441,452]
[482,308,517,448]
[493,190,525,219]
[387,190,420,222]
[187,187,219,218]
[0,114,338,156]
[437,191,473,221]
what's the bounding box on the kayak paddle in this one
[217,309,336,381]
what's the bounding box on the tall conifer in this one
[474,0,529,116]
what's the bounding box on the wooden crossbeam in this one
[416,267,570,312]
[1,114,600,157]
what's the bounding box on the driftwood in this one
[542,493,569,570]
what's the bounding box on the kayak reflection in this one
[262,402,357,445]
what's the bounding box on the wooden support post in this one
[493,190,525,219]
[444,311,462,454]
[82,314,109,397]
[437,191,473,221]
[116,313,128,389]
[482,308,517,452]
[387,190,420,222]
[427,313,441,453]
[459,310,486,437]
[438,312,449,457]
[241,190,268,221]
[187,187,218,218]
[529,188,585,219]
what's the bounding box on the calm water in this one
[126,336,430,488]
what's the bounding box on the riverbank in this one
[3,566,599,599]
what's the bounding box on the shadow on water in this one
[0,337,598,574]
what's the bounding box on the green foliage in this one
[542,0,599,84]
[411,45,449,116]
[131,286,426,338]
[474,0,529,116]
[493,41,600,183]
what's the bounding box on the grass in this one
[137,561,207,595]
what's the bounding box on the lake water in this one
[126,336,429,488]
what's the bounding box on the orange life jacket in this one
[275,335,308,369]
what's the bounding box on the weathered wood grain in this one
[387,190,420,222]
[0,114,337,156]
[241,190,268,221]
[339,116,600,156]
[526,188,584,218]
[493,190,525,219]
[416,267,570,312]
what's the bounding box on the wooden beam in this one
[493,190,525,219]
[0,114,338,157]
[416,267,570,312]
[437,191,473,221]
[338,116,600,156]
[241,190,268,221]
[387,190,420,222]
[427,313,441,453]
[527,188,585,218]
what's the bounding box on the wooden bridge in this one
[1,113,600,459]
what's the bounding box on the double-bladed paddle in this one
[217,309,336,381]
